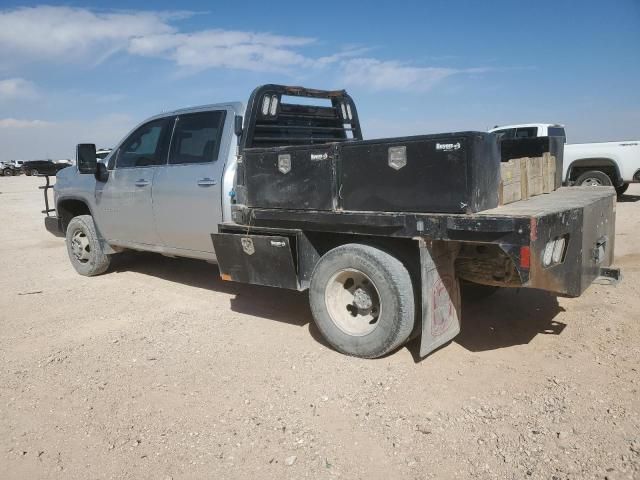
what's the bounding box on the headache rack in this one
[240,84,363,150]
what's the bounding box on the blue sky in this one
[0,0,638,161]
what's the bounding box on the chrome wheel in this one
[324,268,381,336]
[580,177,603,187]
[70,229,91,263]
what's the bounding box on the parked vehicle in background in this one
[96,148,112,160]
[0,161,21,176]
[489,123,640,196]
[22,160,71,176]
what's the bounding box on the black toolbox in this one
[240,131,501,214]
[243,143,338,211]
[340,132,499,213]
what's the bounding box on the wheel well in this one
[567,158,622,186]
[303,231,421,294]
[57,199,91,232]
[305,232,419,270]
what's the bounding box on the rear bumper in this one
[44,215,64,237]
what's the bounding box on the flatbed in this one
[211,85,621,358]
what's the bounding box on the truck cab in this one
[53,102,243,261]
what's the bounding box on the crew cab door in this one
[152,109,231,258]
[94,117,172,245]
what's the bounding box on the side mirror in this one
[95,162,109,182]
[76,144,97,174]
[234,115,243,137]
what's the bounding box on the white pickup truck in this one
[489,123,640,196]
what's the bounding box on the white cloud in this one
[0,118,50,128]
[0,78,38,100]
[0,6,495,96]
[128,30,315,72]
[0,6,315,72]
[0,6,179,65]
[341,58,462,92]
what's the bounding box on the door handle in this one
[135,179,150,187]
[197,178,218,187]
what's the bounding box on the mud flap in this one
[418,239,462,357]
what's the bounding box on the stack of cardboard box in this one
[499,152,558,205]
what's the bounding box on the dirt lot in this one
[0,176,638,480]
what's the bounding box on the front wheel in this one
[3,168,12,176]
[65,215,111,276]
[309,244,415,358]
[575,170,612,187]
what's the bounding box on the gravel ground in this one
[1,176,639,480]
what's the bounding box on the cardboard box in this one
[542,152,557,193]
[499,158,523,205]
[525,157,545,197]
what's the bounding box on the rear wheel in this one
[309,243,415,358]
[575,170,612,187]
[31,169,39,176]
[65,215,111,276]
[615,183,629,196]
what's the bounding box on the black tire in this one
[65,215,111,276]
[575,170,612,187]
[615,183,629,196]
[3,168,12,176]
[31,169,39,176]
[309,243,415,358]
[461,281,499,303]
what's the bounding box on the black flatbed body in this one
[217,84,617,301]
[232,187,610,242]
[226,187,616,297]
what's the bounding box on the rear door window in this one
[169,111,227,165]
